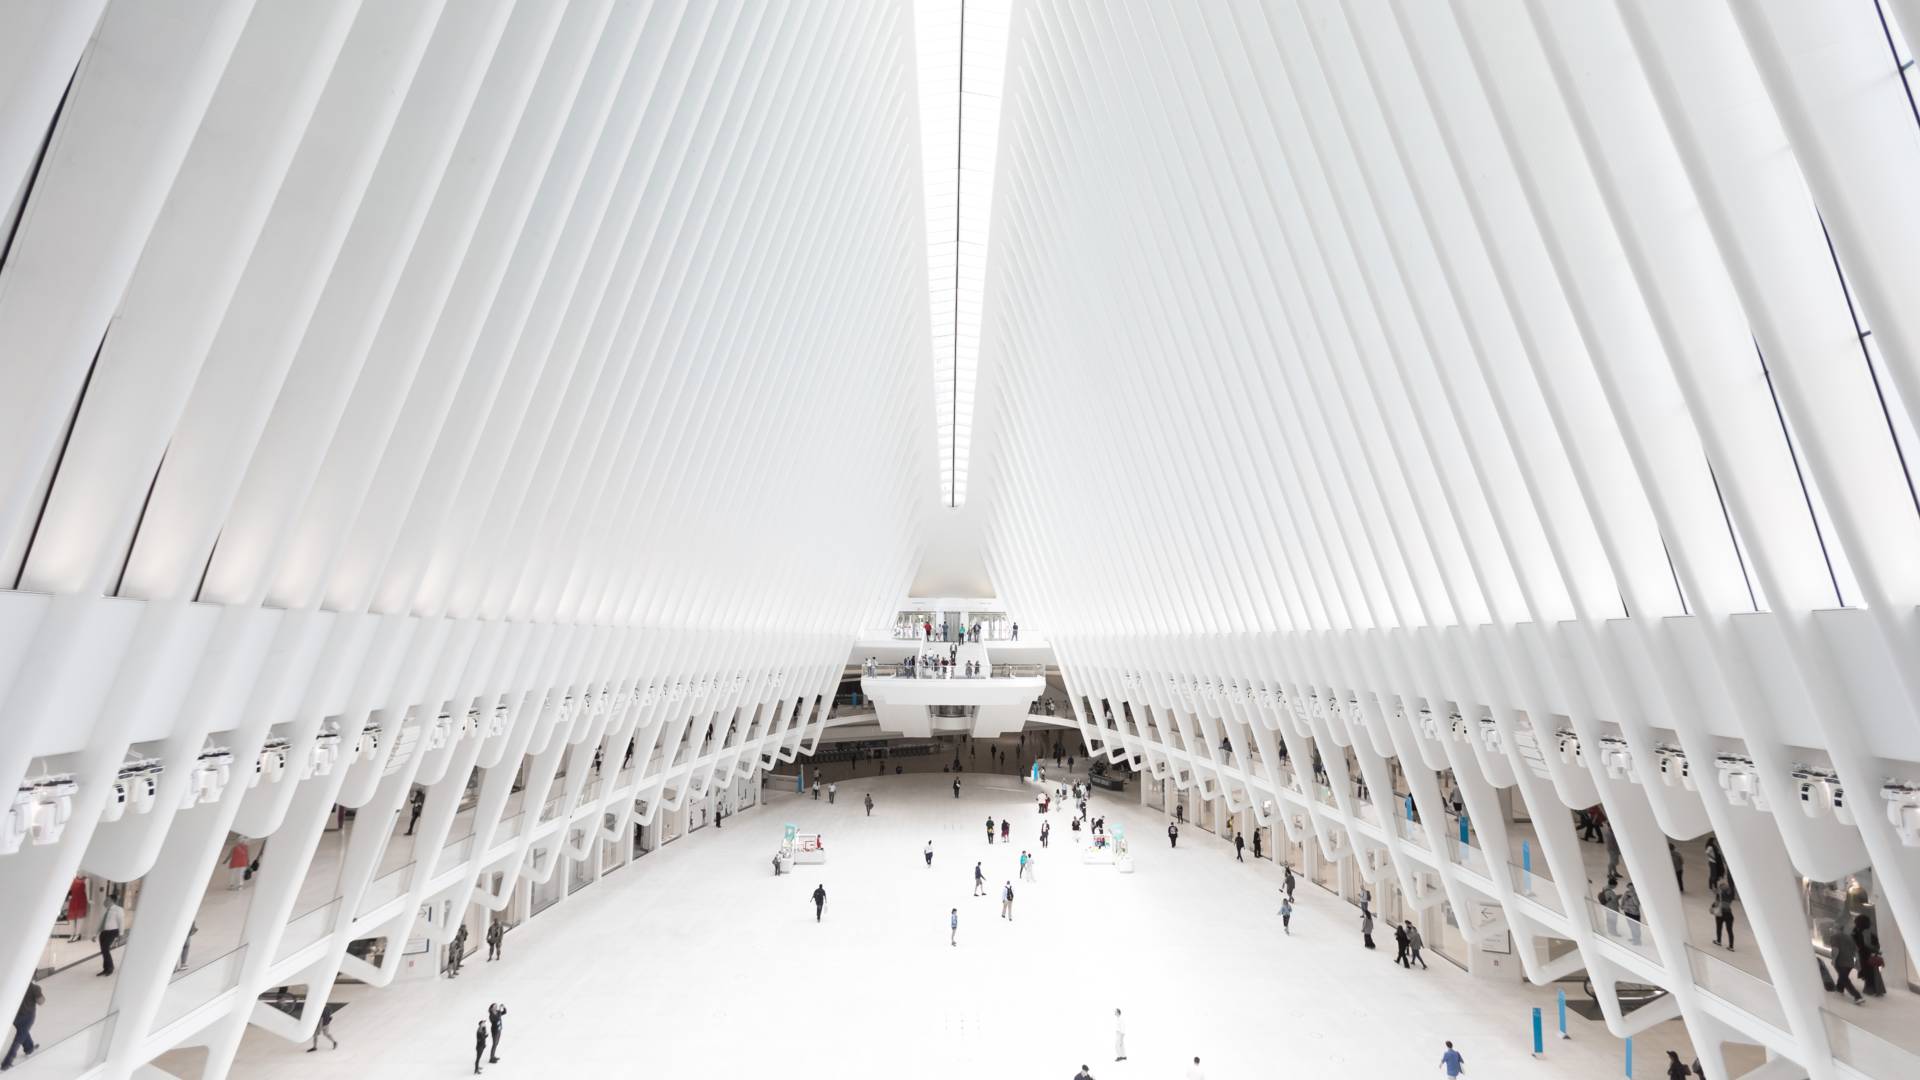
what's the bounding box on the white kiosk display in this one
[778,823,827,870]
[1083,822,1132,871]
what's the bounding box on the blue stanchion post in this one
[1459,813,1469,844]
[1558,989,1569,1039]
[1522,840,1533,895]
[1532,1007,1543,1056]
[1625,1035,1633,1077]
[1405,794,1415,821]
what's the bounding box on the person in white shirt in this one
[97,899,124,976]
[1186,1055,1206,1079]
[1113,1008,1126,1061]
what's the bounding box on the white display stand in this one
[1082,832,1115,864]
[792,832,826,864]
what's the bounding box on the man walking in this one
[1235,832,1246,862]
[828,783,837,805]
[1113,1009,1127,1062]
[812,779,820,801]
[1167,822,1179,849]
[974,862,986,896]
[1439,1040,1465,1077]
[3,983,43,1069]
[1283,864,1296,900]
[1040,821,1050,849]
[925,841,934,868]
[487,1003,506,1063]
[1712,882,1737,949]
[986,816,996,844]
[448,924,468,978]
[1252,830,1262,860]
[1001,881,1015,920]
[406,788,424,836]
[812,884,827,922]
[953,778,961,799]
[97,897,123,976]
[950,908,959,947]
[1406,921,1428,968]
[1186,1056,1206,1080]
[1279,896,1293,935]
[865,792,874,816]
[1394,922,1411,967]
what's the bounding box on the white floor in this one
[213,773,1645,1080]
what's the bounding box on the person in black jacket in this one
[1167,823,1179,849]
[1234,833,1246,862]
[487,1003,506,1063]
[474,1020,488,1074]
[812,884,827,922]
[1393,923,1411,967]
[4,983,43,1069]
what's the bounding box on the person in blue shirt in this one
[1439,1040,1465,1076]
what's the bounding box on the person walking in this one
[1394,922,1411,967]
[1705,836,1724,893]
[1001,881,1015,920]
[1071,816,1082,843]
[1023,851,1037,882]
[1186,1056,1206,1080]
[1711,883,1737,950]
[828,783,837,805]
[3,983,43,1069]
[953,778,961,799]
[486,919,504,961]
[227,839,251,890]
[950,908,959,947]
[177,920,197,972]
[1439,1040,1465,1077]
[1283,865,1296,901]
[865,793,874,816]
[1040,821,1051,849]
[925,841,935,868]
[487,1002,506,1063]
[307,1005,338,1052]
[812,884,827,922]
[1603,821,1621,880]
[1167,822,1179,849]
[474,1020,488,1074]
[1234,832,1246,862]
[974,862,986,895]
[1407,921,1428,969]
[1829,924,1866,1004]
[1360,908,1376,950]
[1279,896,1293,934]
[1853,915,1887,996]
[96,898,123,976]
[406,788,424,836]
[1001,819,1010,843]
[1665,1050,1691,1080]
[1113,1009,1127,1062]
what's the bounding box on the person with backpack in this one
[1001,881,1015,920]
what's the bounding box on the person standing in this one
[1829,924,1866,1004]
[1283,865,1296,901]
[925,841,935,868]
[1001,881,1015,921]
[1665,1050,1691,1080]
[1041,821,1051,849]
[1407,921,1428,969]
[1853,915,1887,996]
[406,788,424,836]
[64,877,87,941]
[1252,830,1262,860]
[487,1002,506,1063]
[865,792,874,816]
[986,816,996,844]
[177,920,198,972]
[1001,819,1010,843]
[1167,822,1179,849]
[1705,836,1724,893]
[486,919,504,961]
[228,839,251,890]
[828,783,837,805]
[1234,833,1246,862]
[1394,922,1411,967]
[812,884,827,922]
[1711,883,1737,950]
[1621,884,1644,947]
[950,908,959,947]
[1360,907,1375,950]
[3,983,43,1069]
[1019,851,1029,881]
[1279,896,1293,935]
[97,898,123,976]
[474,1020,489,1074]
[1439,1040,1465,1077]
[953,778,961,799]
[1603,821,1621,880]
[1113,1009,1127,1062]
[1669,842,1685,893]
[448,924,469,978]
[1186,1056,1205,1080]
[1599,878,1622,937]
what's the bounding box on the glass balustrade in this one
[356,863,415,918]
[275,899,340,964]
[9,1013,115,1078]
[1583,898,1662,964]
[1506,861,1563,915]
[155,944,248,1030]
[1823,1005,1920,1075]
[1686,944,1789,1031]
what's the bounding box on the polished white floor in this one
[212,773,1646,1079]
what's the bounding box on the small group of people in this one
[1823,913,1889,1004]
[472,1002,506,1073]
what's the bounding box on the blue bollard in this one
[1532,1006,1543,1057]
[1558,989,1569,1039]
[1625,1035,1633,1077]
[1522,840,1533,895]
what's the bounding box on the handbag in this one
[1867,953,1885,971]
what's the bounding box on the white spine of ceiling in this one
[972,2,1920,1077]
[916,0,1013,507]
